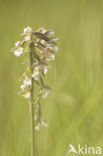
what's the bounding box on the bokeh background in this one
[0,0,103,155]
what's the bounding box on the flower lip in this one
[32,70,40,80]
[14,48,23,56]
[21,84,25,90]
[15,41,21,47]
[23,76,31,86]
[25,36,31,41]
[35,123,41,131]
[44,68,47,74]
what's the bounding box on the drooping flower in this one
[41,85,52,99]
[32,69,40,80]
[35,117,48,131]
[41,118,48,127]
[12,41,24,56]
[32,63,49,80]
[20,76,31,92]
[23,76,31,86]
[35,103,48,131]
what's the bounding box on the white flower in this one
[41,118,48,127]
[20,76,31,92]
[41,85,52,99]
[24,76,31,86]
[22,92,30,99]
[40,40,45,44]
[20,77,31,98]
[24,36,30,41]
[32,64,48,80]
[12,41,24,57]
[24,26,32,33]
[21,26,32,41]
[35,114,48,131]
[54,46,59,52]
[21,84,25,90]
[14,47,23,56]
[32,70,40,80]
[35,123,41,131]
[15,41,21,47]
[44,68,47,74]
[24,35,31,41]
[50,54,55,60]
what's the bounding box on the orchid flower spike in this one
[12,26,59,131]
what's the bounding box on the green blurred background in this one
[0,0,103,155]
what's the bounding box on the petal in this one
[15,41,21,47]
[24,26,32,33]
[48,37,59,43]
[35,123,41,131]
[45,31,54,36]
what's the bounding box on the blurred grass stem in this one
[29,42,35,156]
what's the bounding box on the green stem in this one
[29,42,35,156]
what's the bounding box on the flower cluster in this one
[12,26,58,130]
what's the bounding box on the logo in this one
[68,144,101,155]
